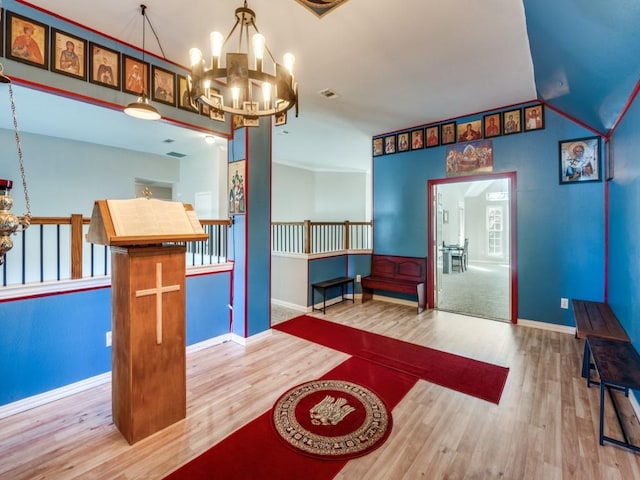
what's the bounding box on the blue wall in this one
[0,271,232,407]
[608,92,640,350]
[373,106,605,326]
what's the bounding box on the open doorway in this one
[427,172,517,323]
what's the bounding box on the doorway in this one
[427,172,517,323]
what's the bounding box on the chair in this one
[450,238,468,273]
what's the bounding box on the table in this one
[441,245,462,274]
[587,336,640,453]
[312,276,354,314]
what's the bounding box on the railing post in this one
[344,221,350,250]
[303,220,311,254]
[71,214,84,279]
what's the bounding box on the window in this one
[487,206,503,256]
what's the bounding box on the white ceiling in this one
[2,0,537,173]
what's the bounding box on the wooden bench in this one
[572,299,630,384]
[361,255,427,313]
[586,336,640,453]
[312,276,354,314]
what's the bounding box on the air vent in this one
[163,139,175,143]
[166,151,186,158]
[319,89,339,99]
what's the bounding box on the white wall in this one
[0,129,221,218]
[175,147,227,219]
[272,163,315,221]
[272,163,370,222]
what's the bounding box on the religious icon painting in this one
[228,160,246,215]
[397,132,410,152]
[177,75,198,112]
[5,11,49,69]
[410,129,424,150]
[440,121,456,145]
[559,136,601,184]
[524,104,545,131]
[383,134,396,155]
[502,108,522,135]
[152,66,176,106]
[122,55,149,96]
[425,125,440,148]
[373,137,384,157]
[51,28,87,80]
[457,120,483,143]
[209,94,225,122]
[483,113,501,138]
[89,43,120,90]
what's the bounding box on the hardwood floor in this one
[2,301,640,479]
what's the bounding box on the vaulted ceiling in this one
[2,0,639,173]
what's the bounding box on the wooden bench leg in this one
[362,286,372,303]
[416,282,426,314]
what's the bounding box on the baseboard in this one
[0,372,112,420]
[230,329,272,346]
[372,294,416,308]
[0,333,233,420]
[517,318,576,335]
[271,298,309,312]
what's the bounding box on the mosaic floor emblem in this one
[272,379,392,460]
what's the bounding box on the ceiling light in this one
[124,93,161,120]
[205,135,216,144]
[124,5,161,121]
[188,1,299,127]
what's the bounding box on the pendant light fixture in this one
[0,62,32,265]
[124,5,161,120]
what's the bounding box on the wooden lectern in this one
[87,199,207,444]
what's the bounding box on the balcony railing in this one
[272,220,372,254]
[1,217,370,287]
[1,215,231,287]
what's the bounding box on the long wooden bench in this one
[573,299,640,452]
[572,299,630,384]
[361,255,427,313]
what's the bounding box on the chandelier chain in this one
[8,83,31,219]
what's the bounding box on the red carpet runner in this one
[165,316,509,479]
[273,315,509,404]
[164,357,418,480]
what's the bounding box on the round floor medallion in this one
[272,379,392,460]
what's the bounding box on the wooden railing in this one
[1,216,231,287]
[272,220,372,254]
[2,216,370,286]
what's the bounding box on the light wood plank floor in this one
[2,301,640,479]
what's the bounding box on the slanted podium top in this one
[86,198,208,246]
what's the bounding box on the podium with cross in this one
[87,198,208,444]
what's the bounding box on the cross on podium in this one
[135,262,180,344]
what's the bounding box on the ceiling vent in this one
[163,139,175,143]
[319,89,339,99]
[166,151,186,158]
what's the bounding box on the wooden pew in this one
[361,255,427,313]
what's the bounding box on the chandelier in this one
[188,1,299,127]
[0,62,32,265]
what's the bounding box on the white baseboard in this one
[372,294,416,308]
[271,298,309,312]
[0,333,234,420]
[517,318,576,335]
